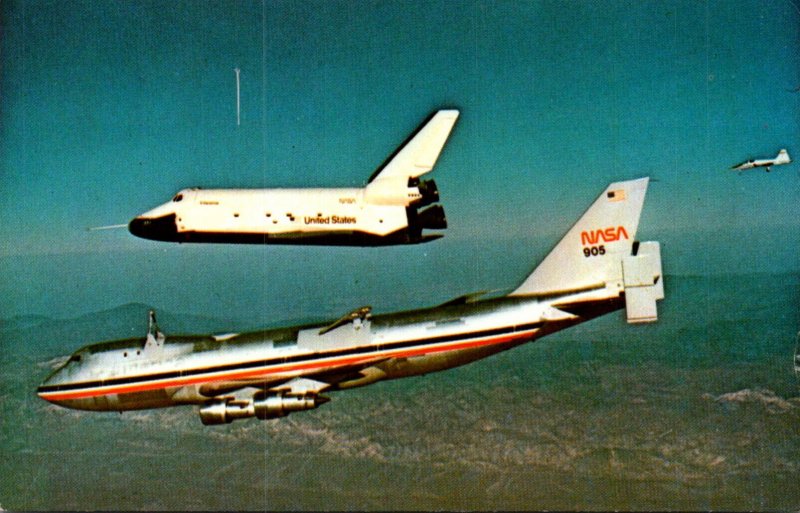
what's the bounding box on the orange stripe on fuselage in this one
[38,328,538,401]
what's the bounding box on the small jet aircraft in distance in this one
[730,148,791,172]
[127,110,459,246]
[40,178,664,425]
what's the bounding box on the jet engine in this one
[199,392,329,425]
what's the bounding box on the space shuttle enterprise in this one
[128,110,459,246]
[40,177,664,425]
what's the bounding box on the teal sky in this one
[1,0,799,318]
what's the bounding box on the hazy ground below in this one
[1,273,798,510]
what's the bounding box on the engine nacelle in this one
[253,392,325,419]
[199,398,253,425]
[199,393,328,425]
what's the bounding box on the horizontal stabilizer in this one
[622,241,663,323]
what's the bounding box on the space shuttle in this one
[128,110,459,246]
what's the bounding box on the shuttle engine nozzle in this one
[417,204,447,230]
[416,179,439,207]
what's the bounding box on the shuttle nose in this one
[128,217,149,238]
[128,214,179,242]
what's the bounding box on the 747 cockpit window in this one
[172,194,184,202]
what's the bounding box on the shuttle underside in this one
[128,187,447,246]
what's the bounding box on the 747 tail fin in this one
[511,177,663,323]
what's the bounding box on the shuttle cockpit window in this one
[172,193,184,202]
[68,353,82,363]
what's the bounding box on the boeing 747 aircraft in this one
[40,178,663,425]
[128,110,459,246]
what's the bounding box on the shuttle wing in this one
[368,109,460,183]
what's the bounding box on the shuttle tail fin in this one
[777,149,791,164]
[367,109,459,184]
[510,177,663,322]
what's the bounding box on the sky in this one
[1,0,799,319]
